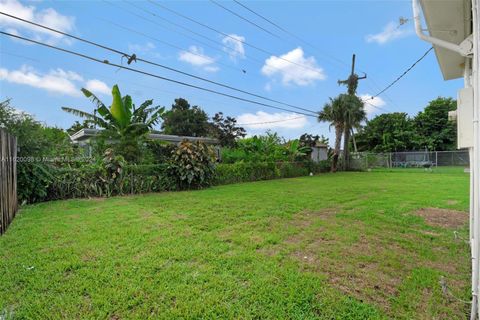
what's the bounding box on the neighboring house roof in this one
[314,141,328,148]
[420,0,471,80]
[70,128,220,145]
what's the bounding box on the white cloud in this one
[0,0,75,45]
[222,34,245,61]
[261,47,325,86]
[359,94,386,115]
[50,69,84,82]
[237,111,308,129]
[85,79,110,96]
[128,42,162,59]
[178,46,218,72]
[0,65,80,96]
[366,22,411,44]
[0,65,109,97]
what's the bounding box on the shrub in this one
[17,162,55,204]
[214,160,330,185]
[168,140,216,189]
[48,163,172,200]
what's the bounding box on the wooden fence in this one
[0,128,17,235]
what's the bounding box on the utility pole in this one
[337,54,367,170]
[338,54,367,95]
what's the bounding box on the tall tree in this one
[341,94,366,170]
[414,97,457,150]
[161,98,210,137]
[356,113,419,152]
[210,112,246,147]
[318,95,347,172]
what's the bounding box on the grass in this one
[0,169,471,319]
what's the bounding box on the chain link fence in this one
[349,150,470,170]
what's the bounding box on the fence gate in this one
[0,129,17,235]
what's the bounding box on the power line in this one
[147,0,324,75]
[209,0,281,40]
[116,0,284,75]
[98,4,243,74]
[0,11,318,115]
[3,49,304,124]
[237,115,306,126]
[231,0,352,71]
[228,0,409,112]
[121,0,230,54]
[1,49,318,129]
[364,47,433,102]
[0,31,317,118]
[362,100,389,113]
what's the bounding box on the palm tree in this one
[341,94,366,170]
[62,85,164,161]
[318,95,346,172]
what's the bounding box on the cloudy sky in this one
[0,0,462,143]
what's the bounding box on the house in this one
[310,142,329,162]
[69,128,220,157]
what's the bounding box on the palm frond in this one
[80,88,107,111]
[61,107,95,119]
[61,107,110,129]
[133,100,153,116]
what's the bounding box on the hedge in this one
[214,160,330,185]
[36,160,330,202]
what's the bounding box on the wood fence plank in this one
[0,128,18,235]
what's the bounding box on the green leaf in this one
[110,85,129,129]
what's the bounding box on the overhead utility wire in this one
[119,0,285,75]
[209,0,281,40]
[0,31,317,118]
[237,115,306,126]
[0,11,318,115]
[100,2,243,74]
[147,0,324,75]
[229,0,400,107]
[230,0,400,112]
[121,0,231,54]
[364,47,433,102]
[231,0,352,71]
[3,48,312,126]
[3,49,314,126]
[228,0,411,110]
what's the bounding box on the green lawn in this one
[0,170,471,319]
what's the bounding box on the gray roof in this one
[70,128,219,145]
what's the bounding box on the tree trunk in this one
[331,124,343,172]
[342,126,351,171]
[351,128,358,153]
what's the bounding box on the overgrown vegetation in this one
[1,91,326,203]
[62,85,165,163]
[356,97,457,152]
[0,99,78,203]
[168,140,216,189]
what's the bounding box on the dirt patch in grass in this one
[290,233,410,310]
[415,208,468,229]
[446,199,459,205]
[289,208,339,228]
[257,208,470,314]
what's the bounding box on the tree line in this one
[355,97,457,153]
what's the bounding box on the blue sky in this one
[0,0,463,143]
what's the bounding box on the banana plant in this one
[62,85,165,139]
[285,139,310,162]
